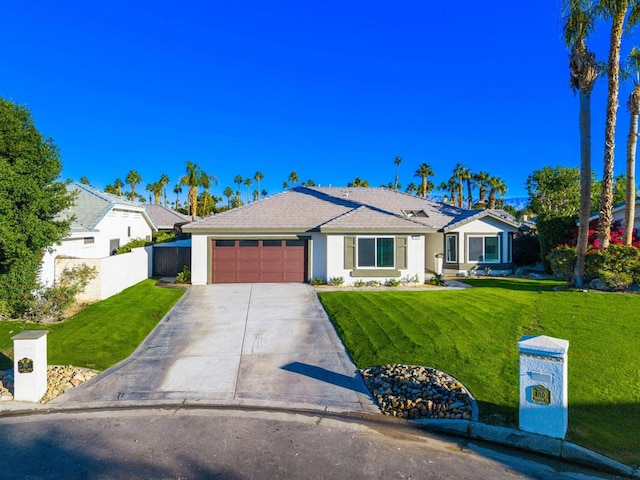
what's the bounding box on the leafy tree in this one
[564,0,598,286]
[79,176,91,185]
[414,163,434,199]
[0,97,74,317]
[125,170,142,203]
[597,0,640,248]
[348,177,369,187]
[393,156,402,191]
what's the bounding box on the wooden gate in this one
[153,245,191,276]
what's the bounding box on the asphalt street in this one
[0,407,620,480]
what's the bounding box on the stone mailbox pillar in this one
[12,331,48,402]
[518,335,569,439]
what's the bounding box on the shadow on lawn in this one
[461,278,563,292]
[0,353,12,371]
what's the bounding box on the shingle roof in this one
[145,204,191,230]
[182,187,520,233]
[61,183,156,233]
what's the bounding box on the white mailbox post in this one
[518,335,569,439]
[12,331,48,402]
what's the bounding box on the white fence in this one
[55,246,153,302]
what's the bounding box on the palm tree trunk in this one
[625,87,640,244]
[467,179,473,209]
[599,11,626,249]
[574,90,592,287]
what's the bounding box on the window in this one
[445,235,457,263]
[285,239,305,247]
[357,237,394,268]
[468,236,500,263]
[83,237,95,245]
[263,240,282,247]
[127,226,131,237]
[215,240,235,247]
[239,240,259,247]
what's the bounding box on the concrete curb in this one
[411,419,640,478]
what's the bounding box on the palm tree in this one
[253,190,260,202]
[234,175,243,196]
[261,189,268,198]
[393,156,402,190]
[414,163,434,198]
[405,182,418,195]
[244,178,253,203]
[565,0,599,287]
[288,171,299,187]
[254,171,264,193]
[473,171,491,205]
[487,176,507,209]
[597,0,640,248]
[453,163,471,208]
[181,161,218,219]
[348,177,369,187]
[624,47,640,244]
[158,173,170,206]
[173,184,183,209]
[146,181,163,204]
[282,181,289,190]
[223,186,234,207]
[125,170,142,203]
[114,178,124,197]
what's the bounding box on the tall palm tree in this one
[125,170,142,203]
[244,178,253,203]
[624,47,640,244]
[282,181,289,190]
[453,163,471,208]
[414,163,435,198]
[405,182,418,195]
[181,161,218,220]
[146,181,163,204]
[253,190,260,202]
[158,173,170,206]
[114,178,124,197]
[565,0,599,287]
[254,171,264,194]
[234,175,243,197]
[597,0,640,247]
[223,186,234,207]
[173,184,183,209]
[473,171,491,205]
[487,176,507,209]
[393,156,402,191]
[288,171,299,187]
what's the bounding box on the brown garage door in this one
[211,239,307,283]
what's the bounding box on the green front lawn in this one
[0,279,184,371]
[318,278,640,466]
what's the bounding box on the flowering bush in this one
[569,219,640,249]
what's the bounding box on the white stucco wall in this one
[54,246,152,302]
[424,232,444,274]
[309,233,327,281]
[325,233,425,285]
[190,234,209,285]
[40,208,153,288]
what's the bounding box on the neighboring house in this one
[145,204,191,233]
[588,196,640,231]
[40,183,157,298]
[182,187,522,285]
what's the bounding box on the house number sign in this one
[531,384,551,405]
[18,357,34,373]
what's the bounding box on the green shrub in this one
[385,278,401,287]
[115,238,152,254]
[430,273,445,286]
[365,280,381,287]
[152,231,177,244]
[599,270,632,292]
[310,277,327,286]
[175,265,191,284]
[401,274,419,285]
[353,279,366,287]
[513,232,541,266]
[550,244,640,285]
[328,276,344,286]
[548,245,576,279]
[31,264,97,322]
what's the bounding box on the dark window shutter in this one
[344,236,355,269]
[395,236,407,269]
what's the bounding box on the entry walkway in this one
[52,284,378,413]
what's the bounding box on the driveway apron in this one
[52,284,378,413]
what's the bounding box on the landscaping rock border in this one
[0,365,100,403]
[360,364,477,420]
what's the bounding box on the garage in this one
[211,239,308,283]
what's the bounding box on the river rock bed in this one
[0,365,100,403]
[360,364,475,420]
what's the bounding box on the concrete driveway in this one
[52,283,378,413]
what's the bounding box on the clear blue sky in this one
[2,1,640,203]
